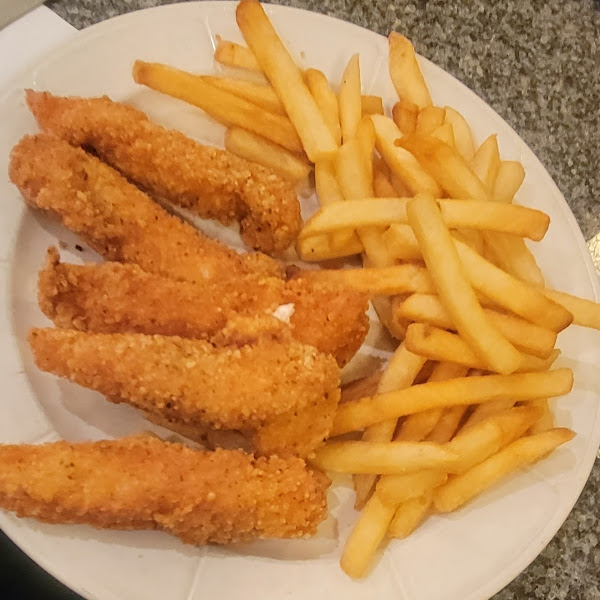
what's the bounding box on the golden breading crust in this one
[38,248,369,366]
[0,435,330,544]
[28,329,341,457]
[26,90,301,255]
[8,134,282,283]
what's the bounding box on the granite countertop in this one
[7,0,600,598]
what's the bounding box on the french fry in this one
[225,127,311,182]
[542,289,600,330]
[296,264,434,295]
[371,115,442,196]
[390,172,413,197]
[430,122,456,147]
[304,68,342,146]
[339,54,362,143]
[311,440,459,474]
[396,293,558,358]
[387,493,433,538]
[404,324,560,373]
[416,106,446,135]
[392,99,419,135]
[483,232,545,287]
[388,32,432,109]
[236,0,337,161]
[382,224,421,260]
[361,94,384,116]
[356,116,376,184]
[426,406,469,443]
[453,238,572,331]
[461,398,517,431]
[376,470,447,505]
[372,158,398,198]
[493,160,526,203]
[470,134,501,192]
[526,399,555,434]
[296,232,363,261]
[443,106,475,161]
[407,195,522,374]
[300,197,550,241]
[214,38,262,72]
[434,428,576,512]
[341,370,384,405]
[200,75,285,114]
[331,368,574,436]
[132,60,303,153]
[454,228,486,255]
[398,134,490,201]
[354,346,427,509]
[340,492,396,578]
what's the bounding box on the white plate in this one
[0,3,599,600]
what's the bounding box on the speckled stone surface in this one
[27,0,600,598]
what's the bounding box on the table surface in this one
[2,0,599,598]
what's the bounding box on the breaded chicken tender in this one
[9,134,282,282]
[29,329,340,457]
[38,248,369,366]
[0,435,330,543]
[26,90,301,254]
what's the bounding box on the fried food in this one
[9,134,281,281]
[38,248,369,367]
[25,90,301,254]
[29,328,341,457]
[0,435,330,544]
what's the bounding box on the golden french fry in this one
[132,60,303,153]
[377,470,447,506]
[356,116,376,184]
[200,75,285,114]
[443,106,475,161]
[214,38,262,72]
[542,289,600,330]
[225,127,310,182]
[426,406,469,443]
[371,115,442,196]
[461,398,517,432]
[404,323,560,373]
[382,223,421,260]
[470,134,501,192]
[354,345,428,509]
[296,232,362,261]
[392,99,419,135]
[331,368,573,436]
[236,0,337,161]
[453,238,572,331]
[342,370,384,405]
[430,121,456,147]
[526,399,555,434]
[311,440,459,474]
[416,106,446,135]
[390,172,413,197]
[434,428,575,512]
[372,158,398,198]
[340,492,396,578]
[388,32,432,108]
[493,160,526,203]
[398,134,490,201]
[388,492,433,538]
[408,195,521,374]
[339,54,362,143]
[300,197,550,241]
[297,264,434,295]
[361,94,384,116]
[396,293,558,358]
[304,68,342,146]
[483,232,545,287]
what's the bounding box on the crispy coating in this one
[26,90,301,254]
[0,435,330,544]
[9,134,282,282]
[28,329,341,457]
[38,248,369,366]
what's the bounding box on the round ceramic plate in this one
[0,3,599,600]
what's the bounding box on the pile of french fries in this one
[131,0,600,580]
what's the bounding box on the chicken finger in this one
[9,134,281,282]
[26,90,301,254]
[29,329,340,457]
[0,435,329,544]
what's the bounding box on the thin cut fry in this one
[392,99,419,135]
[225,128,311,182]
[331,368,573,435]
[132,60,303,153]
[461,398,517,431]
[382,224,421,260]
[493,161,525,203]
[388,493,433,538]
[356,117,376,184]
[388,32,432,109]
[426,406,469,443]
[236,0,337,161]
[526,399,555,434]
[361,94,384,116]
[407,195,521,374]
[305,68,342,146]
[542,289,600,330]
[372,158,398,198]
[430,122,456,147]
[339,54,362,143]
[376,470,447,506]
[214,39,262,72]
[296,232,362,261]
[416,106,446,135]
[434,428,575,512]
[444,106,475,161]
[200,75,285,114]
[470,134,501,192]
